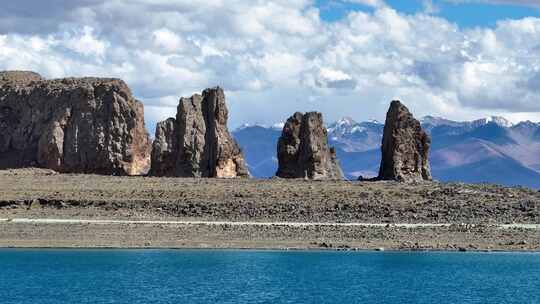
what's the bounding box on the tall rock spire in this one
[150,87,249,178]
[276,112,344,180]
[378,100,432,182]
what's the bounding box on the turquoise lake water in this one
[1,249,540,303]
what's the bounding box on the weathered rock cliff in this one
[150,87,249,178]
[378,100,432,182]
[0,71,151,175]
[149,118,178,177]
[276,112,344,180]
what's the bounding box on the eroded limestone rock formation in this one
[378,100,432,182]
[276,112,344,180]
[0,71,151,175]
[149,87,249,178]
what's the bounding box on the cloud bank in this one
[1,0,540,129]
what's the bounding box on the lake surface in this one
[1,249,540,304]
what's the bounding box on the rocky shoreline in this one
[2,221,539,252]
[1,169,539,251]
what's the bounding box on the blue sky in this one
[317,0,540,27]
[1,0,540,129]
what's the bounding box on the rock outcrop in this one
[0,71,151,175]
[378,100,432,182]
[276,112,344,180]
[149,87,249,178]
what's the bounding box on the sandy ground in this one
[1,168,539,251]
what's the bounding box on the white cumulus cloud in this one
[1,0,540,129]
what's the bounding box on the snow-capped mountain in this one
[422,115,513,132]
[326,117,383,152]
[236,122,284,131]
[232,116,540,188]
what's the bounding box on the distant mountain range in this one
[232,116,540,189]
